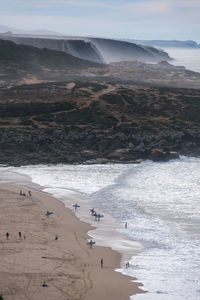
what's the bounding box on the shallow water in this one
[1,156,200,300]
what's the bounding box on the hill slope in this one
[0,81,199,165]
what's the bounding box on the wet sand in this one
[0,182,144,300]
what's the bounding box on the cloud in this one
[121,1,172,16]
[0,0,110,10]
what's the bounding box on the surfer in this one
[89,240,93,248]
[101,258,104,268]
[42,281,48,287]
[90,208,95,215]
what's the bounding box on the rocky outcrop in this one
[0,126,199,165]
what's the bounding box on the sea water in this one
[1,156,200,300]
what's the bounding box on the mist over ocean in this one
[2,156,200,300]
[164,48,200,73]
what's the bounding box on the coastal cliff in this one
[0,34,171,64]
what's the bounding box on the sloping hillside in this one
[0,81,199,165]
[0,35,104,63]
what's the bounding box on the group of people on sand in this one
[42,203,106,287]
[19,190,31,197]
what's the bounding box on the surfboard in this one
[45,211,54,216]
[87,241,96,245]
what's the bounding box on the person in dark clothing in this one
[19,232,22,239]
[89,240,94,249]
[6,232,9,240]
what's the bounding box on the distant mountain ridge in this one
[125,39,200,48]
[0,24,61,36]
[1,25,199,49]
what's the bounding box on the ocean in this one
[1,156,200,300]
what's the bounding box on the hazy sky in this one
[0,0,199,41]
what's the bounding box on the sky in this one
[0,0,199,41]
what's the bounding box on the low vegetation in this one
[0,81,199,165]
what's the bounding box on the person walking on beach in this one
[6,232,9,240]
[19,232,22,239]
[125,222,128,229]
[101,258,104,268]
[126,261,130,268]
[28,190,31,197]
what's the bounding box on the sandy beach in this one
[0,182,143,300]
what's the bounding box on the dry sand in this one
[0,183,144,300]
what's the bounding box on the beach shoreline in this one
[0,174,144,299]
